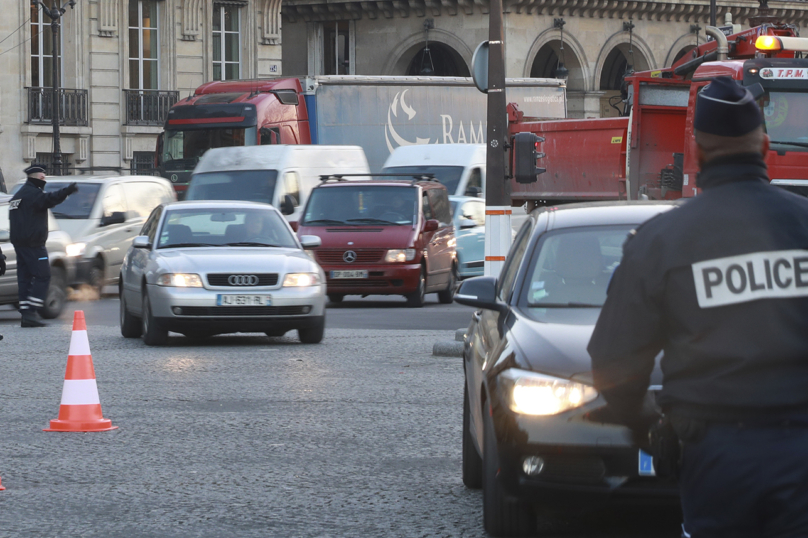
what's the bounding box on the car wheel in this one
[483,400,536,537]
[437,263,457,304]
[327,294,344,304]
[40,266,67,319]
[265,329,287,337]
[119,286,142,338]
[463,383,483,489]
[406,266,426,308]
[298,316,325,344]
[88,261,104,294]
[141,291,168,346]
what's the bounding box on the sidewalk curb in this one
[433,341,464,357]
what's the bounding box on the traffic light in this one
[513,132,546,184]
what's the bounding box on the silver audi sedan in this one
[119,201,326,345]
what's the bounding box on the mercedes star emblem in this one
[343,250,357,263]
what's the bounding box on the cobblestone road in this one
[0,323,680,537]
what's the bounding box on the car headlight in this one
[283,273,321,287]
[384,249,416,263]
[499,369,598,416]
[156,273,203,287]
[66,242,86,257]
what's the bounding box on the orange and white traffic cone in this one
[44,311,117,433]
[0,474,5,491]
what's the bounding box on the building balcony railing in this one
[124,89,179,126]
[26,87,89,126]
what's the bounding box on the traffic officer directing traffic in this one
[588,76,808,537]
[10,165,77,327]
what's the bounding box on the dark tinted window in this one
[45,182,101,219]
[302,186,417,226]
[465,168,482,196]
[421,193,433,220]
[498,220,533,301]
[186,170,279,205]
[426,188,451,225]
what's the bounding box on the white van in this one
[381,144,485,198]
[185,145,370,222]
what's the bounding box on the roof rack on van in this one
[318,173,439,184]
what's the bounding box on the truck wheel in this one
[298,316,325,344]
[462,383,483,489]
[406,266,426,308]
[437,263,457,304]
[483,400,536,536]
[141,292,168,346]
[119,286,142,338]
[88,260,104,295]
[40,266,67,319]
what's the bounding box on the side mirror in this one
[132,235,151,249]
[0,229,9,242]
[101,211,126,227]
[422,219,439,232]
[281,194,297,216]
[454,276,508,313]
[459,218,477,230]
[465,186,481,197]
[299,235,322,249]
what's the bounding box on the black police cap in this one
[694,77,763,137]
[24,164,46,176]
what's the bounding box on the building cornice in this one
[282,0,808,25]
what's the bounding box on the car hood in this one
[511,307,663,386]
[155,247,318,276]
[297,225,416,249]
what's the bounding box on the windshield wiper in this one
[770,140,808,149]
[303,219,348,225]
[528,302,603,308]
[346,218,401,225]
[159,243,218,248]
[51,212,82,219]
[221,242,282,247]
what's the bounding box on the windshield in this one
[162,127,256,171]
[760,91,808,152]
[382,166,464,195]
[44,183,101,219]
[185,170,278,205]
[157,207,297,249]
[526,226,633,308]
[302,186,417,226]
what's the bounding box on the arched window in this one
[406,42,469,77]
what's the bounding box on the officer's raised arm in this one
[32,181,78,210]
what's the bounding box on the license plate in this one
[330,270,368,279]
[216,294,272,306]
[638,449,656,476]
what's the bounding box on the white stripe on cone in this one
[68,330,91,356]
[60,379,101,405]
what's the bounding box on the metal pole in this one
[51,5,61,176]
[710,0,717,28]
[483,0,511,277]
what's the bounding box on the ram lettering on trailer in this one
[692,250,808,308]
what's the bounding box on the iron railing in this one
[26,87,89,126]
[124,89,179,126]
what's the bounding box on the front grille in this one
[316,249,385,264]
[178,306,308,316]
[207,273,279,286]
[327,279,390,288]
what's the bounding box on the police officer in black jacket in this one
[10,165,77,327]
[588,77,808,537]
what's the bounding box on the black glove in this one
[65,182,78,195]
[0,254,6,277]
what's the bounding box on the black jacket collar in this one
[26,177,46,190]
[696,153,769,190]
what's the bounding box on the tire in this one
[327,294,344,304]
[483,400,536,537]
[88,261,104,294]
[406,266,426,308]
[298,316,325,344]
[119,286,142,338]
[40,266,67,319]
[462,383,483,489]
[437,263,457,304]
[141,291,168,346]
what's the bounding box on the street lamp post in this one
[31,0,76,176]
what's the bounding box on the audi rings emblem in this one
[343,250,357,263]
[228,274,259,286]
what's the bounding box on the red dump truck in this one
[509,23,808,207]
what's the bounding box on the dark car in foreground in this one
[455,202,679,536]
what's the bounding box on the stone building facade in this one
[0,0,282,187]
[280,0,808,118]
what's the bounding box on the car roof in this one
[315,179,446,190]
[163,200,282,212]
[538,201,679,230]
[44,175,167,183]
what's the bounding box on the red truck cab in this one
[296,177,457,307]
